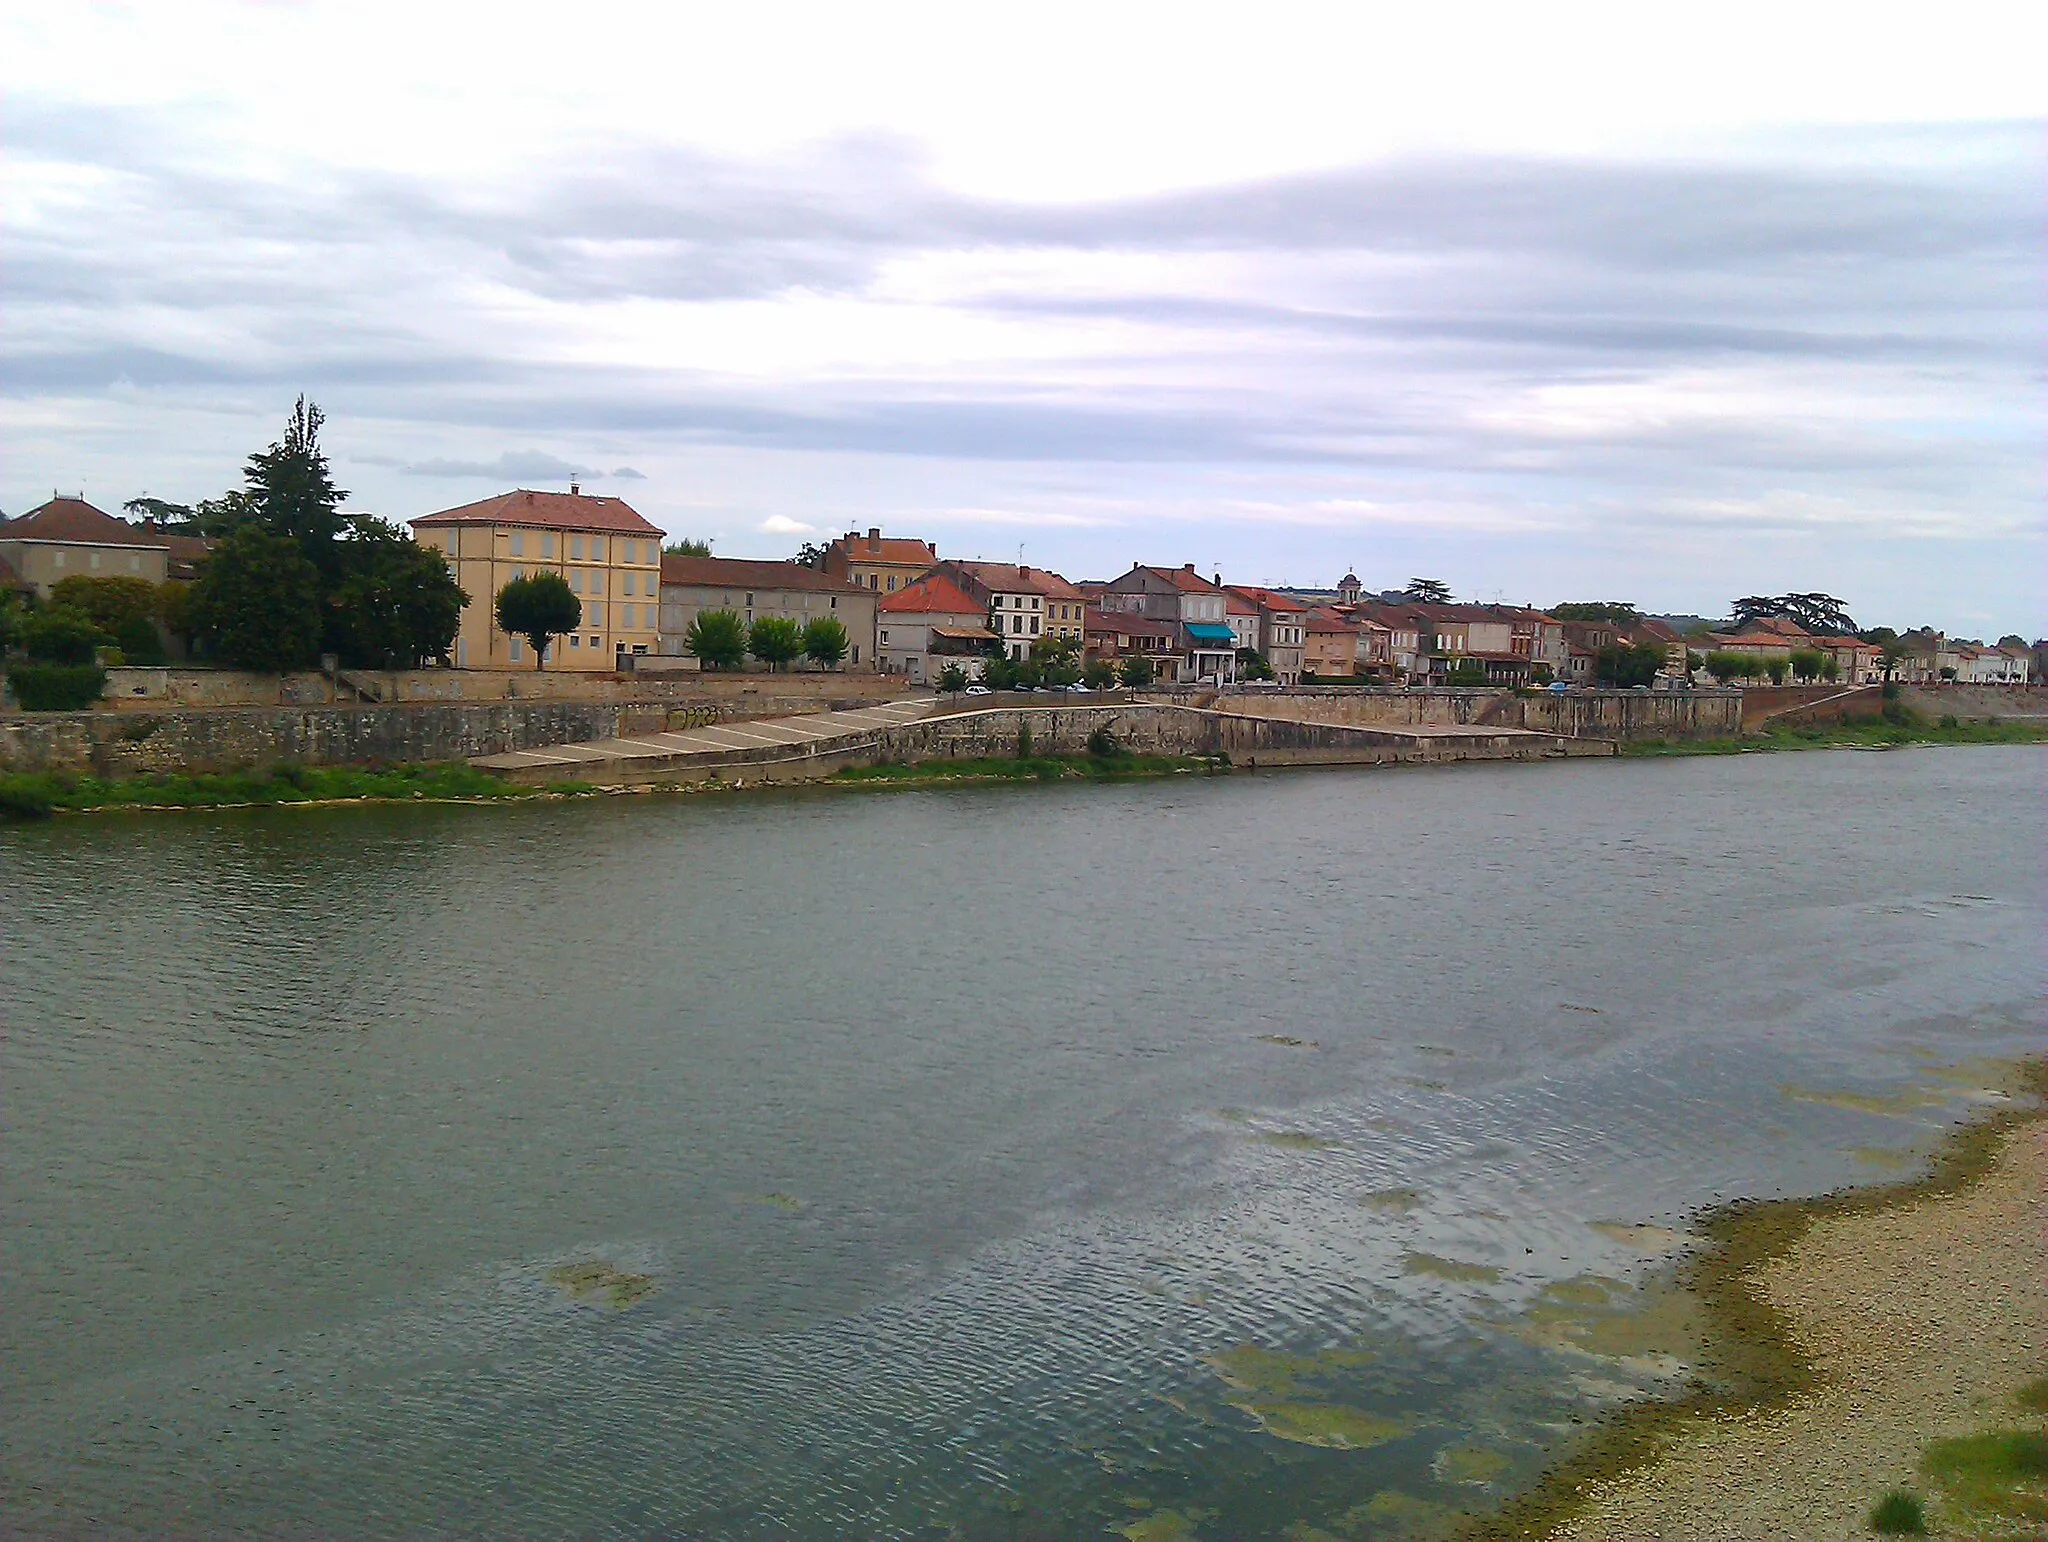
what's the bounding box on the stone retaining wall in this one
[1197,687,1740,740]
[90,666,903,710]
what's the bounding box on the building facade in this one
[821,528,939,595]
[878,572,998,681]
[0,497,169,598]
[656,555,877,669]
[410,488,664,669]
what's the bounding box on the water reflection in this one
[3,748,2041,1537]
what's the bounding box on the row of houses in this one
[5,491,2039,686]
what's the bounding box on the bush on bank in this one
[6,662,109,712]
[0,762,573,819]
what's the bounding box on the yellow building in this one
[821,527,939,595]
[410,488,664,669]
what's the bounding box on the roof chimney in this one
[1213,571,1222,587]
[867,527,881,550]
[1183,562,1196,573]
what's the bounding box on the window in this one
[589,540,604,563]
[129,554,140,572]
[570,634,581,647]
[571,571,583,592]
[880,630,889,644]
[745,593,754,607]
[589,573,603,595]
[1031,597,1040,610]
[542,533,555,557]
[89,552,102,570]
[588,636,599,647]
[511,532,525,556]
[571,535,585,559]
[869,574,879,588]
[830,596,838,609]
[52,551,65,569]
[510,636,524,663]
[1030,617,1040,635]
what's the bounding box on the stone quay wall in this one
[492,704,1612,789]
[91,666,906,711]
[1189,687,1741,741]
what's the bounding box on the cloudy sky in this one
[4,2,2043,634]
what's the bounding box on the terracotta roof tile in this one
[2,496,167,547]
[409,489,662,536]
[831,532,939,566]
[880,572,985,615]
[659,555,865,593]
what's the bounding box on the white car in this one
[1062,683,1092,694]
[964,684,992,696]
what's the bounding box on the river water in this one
[3,747,2042,1539]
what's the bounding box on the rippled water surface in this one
[4,748,2043,1538]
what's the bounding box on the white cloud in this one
[758,514,816,536]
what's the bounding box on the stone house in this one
[0,497,168,598]
[878,572,998,682]
[821,528,939,596]
[657,555,877,670]
[410,487,664,669]
[1099,564,1237,683]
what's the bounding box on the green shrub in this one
[7,662,108,711]
[1939,713,1959,729]
[0,782,56,820]
[1087,725,1123,758]
[1881,700,1909,726]
[1922,1429,2048,1524]
[1867,1490,1926,1533]
[1881,680,1901,700]
[1015,722,1033,758]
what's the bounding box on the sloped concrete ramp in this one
[472,696,937,779]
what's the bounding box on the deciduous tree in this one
[50,576,165,663]
[662,537,712,557]
[684,608,747,670]
[935,662,968,694]
[197,526,323,672]
[802,615,849,669]
[1118,653,1155,688]
[747,615,804,670]
[495,572,582,669]
[329,519,468,667]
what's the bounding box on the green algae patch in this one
[1403,1252,1502,1284]
[1453,1056,2048,1542]
[1116,1508,1201,1542]
[1206,1342,1377,1400]
[1587,1220,1685,1254]
[1505,1273,1706,1376]
[1256,1130,1340,1152]
[1434,1443,1514,1487]
[1362,1186,1426,1214]
[1233,1399,1409,1450]
[753,1192,807,1212]
[1339,1488,1453,1534]
[546,1260,657,1309]
[1779,1082,1947,1118]
[1844,1144,1918,1170]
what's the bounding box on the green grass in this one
[1867,1489,1926,1534]
[1921,1429,2048,1526]
[832,752,1226,785]
[0,763,577,818]
[1623,712,2048,758]
[2014,1375,2048,1413]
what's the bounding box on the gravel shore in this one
[1551,1122,2046,1540]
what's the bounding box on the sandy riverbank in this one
[1512,1080,2047,1540]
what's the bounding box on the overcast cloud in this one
[2,3,2041,633]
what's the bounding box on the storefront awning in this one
[1184,623,1235,643]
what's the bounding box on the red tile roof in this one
[659,555,865,593]
[1136,563,1222,593]
[880,572,984,615]
[410,489,662,536]
[3,496,166,547]
[831,531,939,566]
[1227,584,1307,614]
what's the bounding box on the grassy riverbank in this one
[1462,1058,2048,1541]
[832,751,1229,787]
[0,762,592,818]
[1624,713,2048,758]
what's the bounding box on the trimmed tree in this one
[1118,653,1155,688]
[1083,659,1118,689]
[748,615,804,671]
[22,606,111,664]
[495,572,582,669]
[684,608,747,670]
[935,662,968,694]
[802,615,849,670]
[196,526,322,672]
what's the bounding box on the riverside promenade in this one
[472,695,1602,787]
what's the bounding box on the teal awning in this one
[1185,623,1234,643]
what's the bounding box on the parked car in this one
[1062,683,1092,694]
[964,684,992,696]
